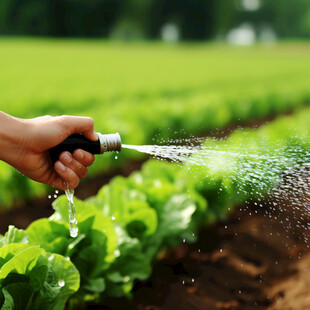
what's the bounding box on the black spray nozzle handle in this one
[50,132,121,164]
[50,134,101,164]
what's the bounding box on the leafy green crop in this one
[1,40,310,208]
[0,106,309,309]
[0,227,79,310]
[27,197,117,302]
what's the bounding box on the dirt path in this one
[98,202,310,310]
[269,253,310,310]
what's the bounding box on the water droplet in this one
[112,215,115,221]
[115,156,118,159]
[70,227,78,238]
[58,279,65,287]
[55,190,59,194]
[54,194,57,198]
[124,276,130,282]
[114,249,120,257]
[48,195,52,199]
[192,278,195,283]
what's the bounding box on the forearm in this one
[0,111,29,166]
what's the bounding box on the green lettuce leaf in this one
[2,282,34,310]
[0,243,80,310]
[0,246,40,281]
[26,219,70,255]
[0,226,29,247]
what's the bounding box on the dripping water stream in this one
[65,188,78,238]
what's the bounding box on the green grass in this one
[1,38,310,207]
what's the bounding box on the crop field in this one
[0,39,310,309]
[1,39,310,207]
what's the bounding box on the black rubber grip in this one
[50,134,101,164]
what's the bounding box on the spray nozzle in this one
[97,132,122,153]
[50,132,122,164]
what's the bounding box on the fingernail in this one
[56,161,66,172]
[62,153,72,164]
[75,149,84,160]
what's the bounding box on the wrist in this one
[0,112,29,166]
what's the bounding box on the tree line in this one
[0,0,309,39]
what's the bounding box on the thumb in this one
[62,116,98,141]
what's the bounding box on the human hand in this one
[0,113,97,190]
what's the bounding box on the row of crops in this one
[1,40,310,207]
[0,106,309,309]
[0,40,310,309]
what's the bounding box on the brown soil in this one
[96,202,310,310]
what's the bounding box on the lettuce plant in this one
[0,226,79,310]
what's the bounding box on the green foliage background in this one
[1,0,310,39]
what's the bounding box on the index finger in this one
[60,116,98,141]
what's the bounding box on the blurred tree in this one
[51,0,120,37]
[0,0,50,35]
[149,0,217,40]
[218,0,310,39]
[110,0,155,39]
[0,0,120,37]
[259,0,310,38]
[212,0,238,37]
